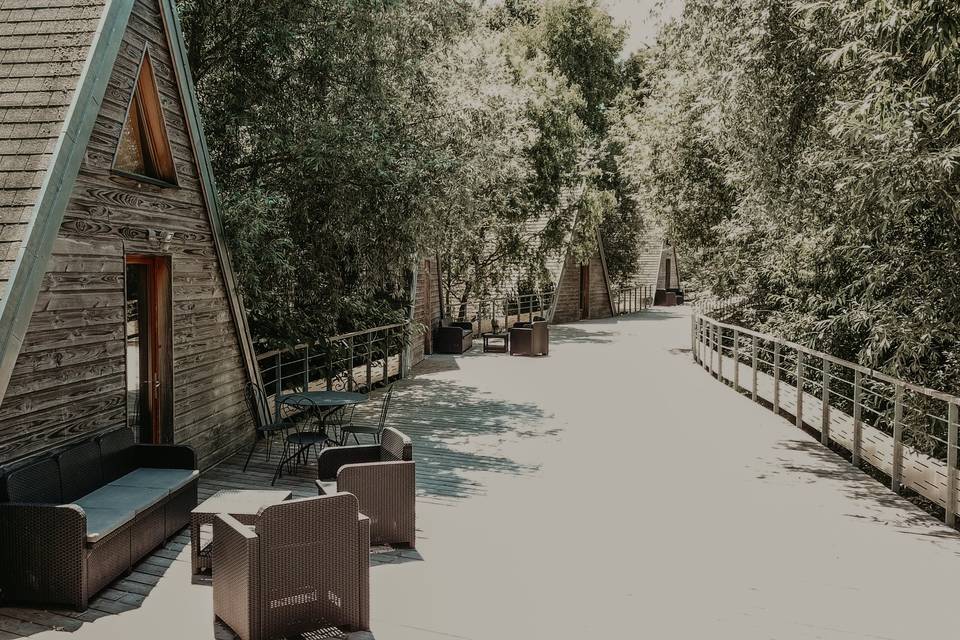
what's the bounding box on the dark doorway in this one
[665,258,672,289]
[579,263,591,320]
[125,255,173,444]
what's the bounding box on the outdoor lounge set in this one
[0,395,415,639]
[434,317,550,356]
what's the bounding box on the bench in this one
[0,427,199,609]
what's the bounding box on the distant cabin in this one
[630,227,683,305]
[0,0,258,468]
[546,231,616,324]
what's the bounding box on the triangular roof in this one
[0,0,260,407]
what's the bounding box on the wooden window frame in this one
[112,47,179,187]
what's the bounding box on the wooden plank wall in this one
[410,257,439,366]
[0,0,253,468]
[551,252,581,324]
[587,253,611,319]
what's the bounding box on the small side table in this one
[190,489,292,583]
[482,332,509,353]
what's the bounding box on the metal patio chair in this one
[242,382,293,472]
[339,384,393,445]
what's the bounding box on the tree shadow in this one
[547,325,616,345]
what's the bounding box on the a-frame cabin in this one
[547,230,616,324]
[0,0,259,469]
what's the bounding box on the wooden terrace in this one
[4,309,960,639]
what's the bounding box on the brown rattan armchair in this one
[213,492,371,640]
[316,427,415,548]
[509,319,549,356]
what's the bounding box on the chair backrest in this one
[380,427,412,462]
[58,440,104,503]
[98,427,135,482]
[1,456,62,504]
[245,382,272,425]
[280,394,315,433]
[255,493,363,636]
[376,385,394,432]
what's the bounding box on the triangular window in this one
[114,51,177,185]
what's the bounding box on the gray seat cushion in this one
[76,484,169,542]
[317,480,338,495]
[109,468,198,493]
[82,507,133,542]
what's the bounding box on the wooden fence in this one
[693,311,960,527]
[256,323,408,420]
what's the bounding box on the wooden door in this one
[579,263,590,320]
[665,258,672,289]
[125,255,173,443]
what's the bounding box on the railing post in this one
[366,333,373,389]
[732,329,740,391]
[717,326,724,381]
[751,336,758,402]
[852,370,862,466]
[947,403,957,527]
[891,384,904,493]
[274,353,282,420]
[348,336,355,392]
[690,314,696,360]
[821,360,830,446]
[397,327,405,380]
[795,351,804,428]
[325,341,333,391]
[707,323,714,375]
[384,329,391,381]
[302,345,310,393]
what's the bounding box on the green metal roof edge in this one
[0,0,136,408]
[158,0,265,421]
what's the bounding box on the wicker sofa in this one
[509,319,549,356]
[213,493,371,639]
[316,427,415,548]
[433,319,473,354]
[0,427,198,609]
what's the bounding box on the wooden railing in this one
[444,292,553,334]
[692,311,960,527]
[613,284,654,315]
[256,322,408,419]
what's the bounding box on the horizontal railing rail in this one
[692,310,960,527]
[255,322,408,419]
[444,291,553,334]
[613,284,654,315]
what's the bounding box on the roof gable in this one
[0,0,261,408]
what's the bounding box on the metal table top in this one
[278,391,368,408]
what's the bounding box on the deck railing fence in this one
[255,322,408,419]
[445,292,553,334]
[613,284,654,315]
[692,310,960,527]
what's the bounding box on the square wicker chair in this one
[212,492,371,640]
[316,427,415,548]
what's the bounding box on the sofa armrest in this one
[316,445,381,481]
[132,444,196,470]
[212,514,259,639]
[0,503,87,608]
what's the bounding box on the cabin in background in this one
[629,226,683,306]
[0,0,258,469]
[547,230,616,324]
[409,256,441,367]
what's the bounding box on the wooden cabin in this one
[631,227,683,305]
[547,231,616,324]
[0,0,258,469]
[409,256,441,366]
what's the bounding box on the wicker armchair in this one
[316,427,415,548]
[213,493,371,640]
[509,319,549,356]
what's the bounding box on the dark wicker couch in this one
[0,427,199,609]
[433,320,473,354]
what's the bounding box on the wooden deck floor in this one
[6,309,960,639]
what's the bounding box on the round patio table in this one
[271,391,367,484]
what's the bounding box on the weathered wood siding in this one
[410,257,439,366]
[587,253,612,319]
[0,0,253,468]
[657,243,681,291]
[551,252,582,324]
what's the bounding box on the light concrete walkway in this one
[372,308,960,639]
[20,308,960,639]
